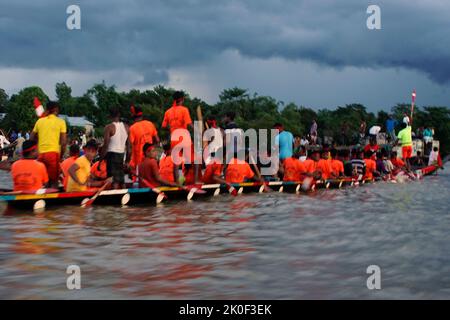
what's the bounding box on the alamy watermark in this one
[367,5,381,30]
[366,265,381,290]
[66,265,81,290]
[66,5,81,30]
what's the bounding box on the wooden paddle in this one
[81,179,112,208]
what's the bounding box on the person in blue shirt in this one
[274,123,294,162]
[385,115,397,143]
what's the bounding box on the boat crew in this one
[202,148,227,184]
[67,140,107,192]
[274,123,294,163]
[363,137,379,154]
[390,151,406,171]
[138,143,180,188]
[204,116,224,165]
[159,143,179,184]
[90,159,108,182]
[316,149,335,180]
[30,101,67,188]
[100,107,131,189]
[363,151,379,180]
[330,149,344,177]
[162,91,193,148]
[282,152,306,182]
[10,140,49,192]
[303,149,322,179]
[225,149,263,184]
[129,105,160,174]
[60,144,80,190]
[350,149,366,177]
[397,122,413,170]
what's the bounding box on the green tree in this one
[0,88,8,113]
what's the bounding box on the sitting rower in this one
[330,149,344,177]
[390,151,406,170]
[225,150,263,184]
[282,152,306,182]
[60,144,80,190]
[350,149,366,177]
[11,140,49,192]
[316,149,335,180]
[202,149,227,184]
[159,143,179,184]
[138,143,180,188]
[67,140,106,192]
[363,151,379,180]
[303,149,322,180]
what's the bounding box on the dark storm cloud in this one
[1,0,449,84]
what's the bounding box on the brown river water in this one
[0,168,449,299]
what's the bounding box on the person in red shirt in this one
[224,150,266,184]
[363,137,379,154]
[138,143,180,188]
[60,144,80,190]
[330,149,344,177]
[129,105,160,172]
[11,140,49,192]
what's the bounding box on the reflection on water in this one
[0,169,449,299]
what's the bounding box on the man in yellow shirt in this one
[67,140,108,192]
[30,101,67,187]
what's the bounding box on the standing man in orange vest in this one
[129,105,160,174]
[30,101,67,188]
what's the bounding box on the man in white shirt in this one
[0,133,10,149]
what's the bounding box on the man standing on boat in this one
[100,107,131,189]
[30,101,67,188]
[397,122,413,170]
[129,105,160,175]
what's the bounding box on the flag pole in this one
[411,89,416,127]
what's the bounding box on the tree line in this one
[0,83,448,155]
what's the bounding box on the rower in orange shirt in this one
[364,151,379,180]
[303,149,322,180]
[390,151,406,170]
[316,149,335,180]
[10,140,49,192]
[225,150,263,184]
[282,152,306,182]
[202,149,226,184]
[129,105,160,172]
[60,144,80,190]
[90,159,108,182]
[330,149,344,177]
[159,143,179,184]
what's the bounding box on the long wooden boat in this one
[0,165,439,212]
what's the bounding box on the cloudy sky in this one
[0,0,449,111]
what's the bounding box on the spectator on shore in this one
[386,115,397,142]
[310,120,318,145]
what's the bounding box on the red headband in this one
[206,119,217,128]
[22,145,37,154]
[130,105,143,117]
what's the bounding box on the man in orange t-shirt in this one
[364,151,378,180]
[159,144,178,184]
[161,91,193,148]
[129,105,160,171]
[316,149,334,180]
[283,155,306,182]
[330,149,344,177]
[390,151,406,169]
[60,144,80,190]
[11,140,48,192]
[202,149,225,184]
[303,150,322,179]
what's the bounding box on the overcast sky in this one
[0,0,449,111]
